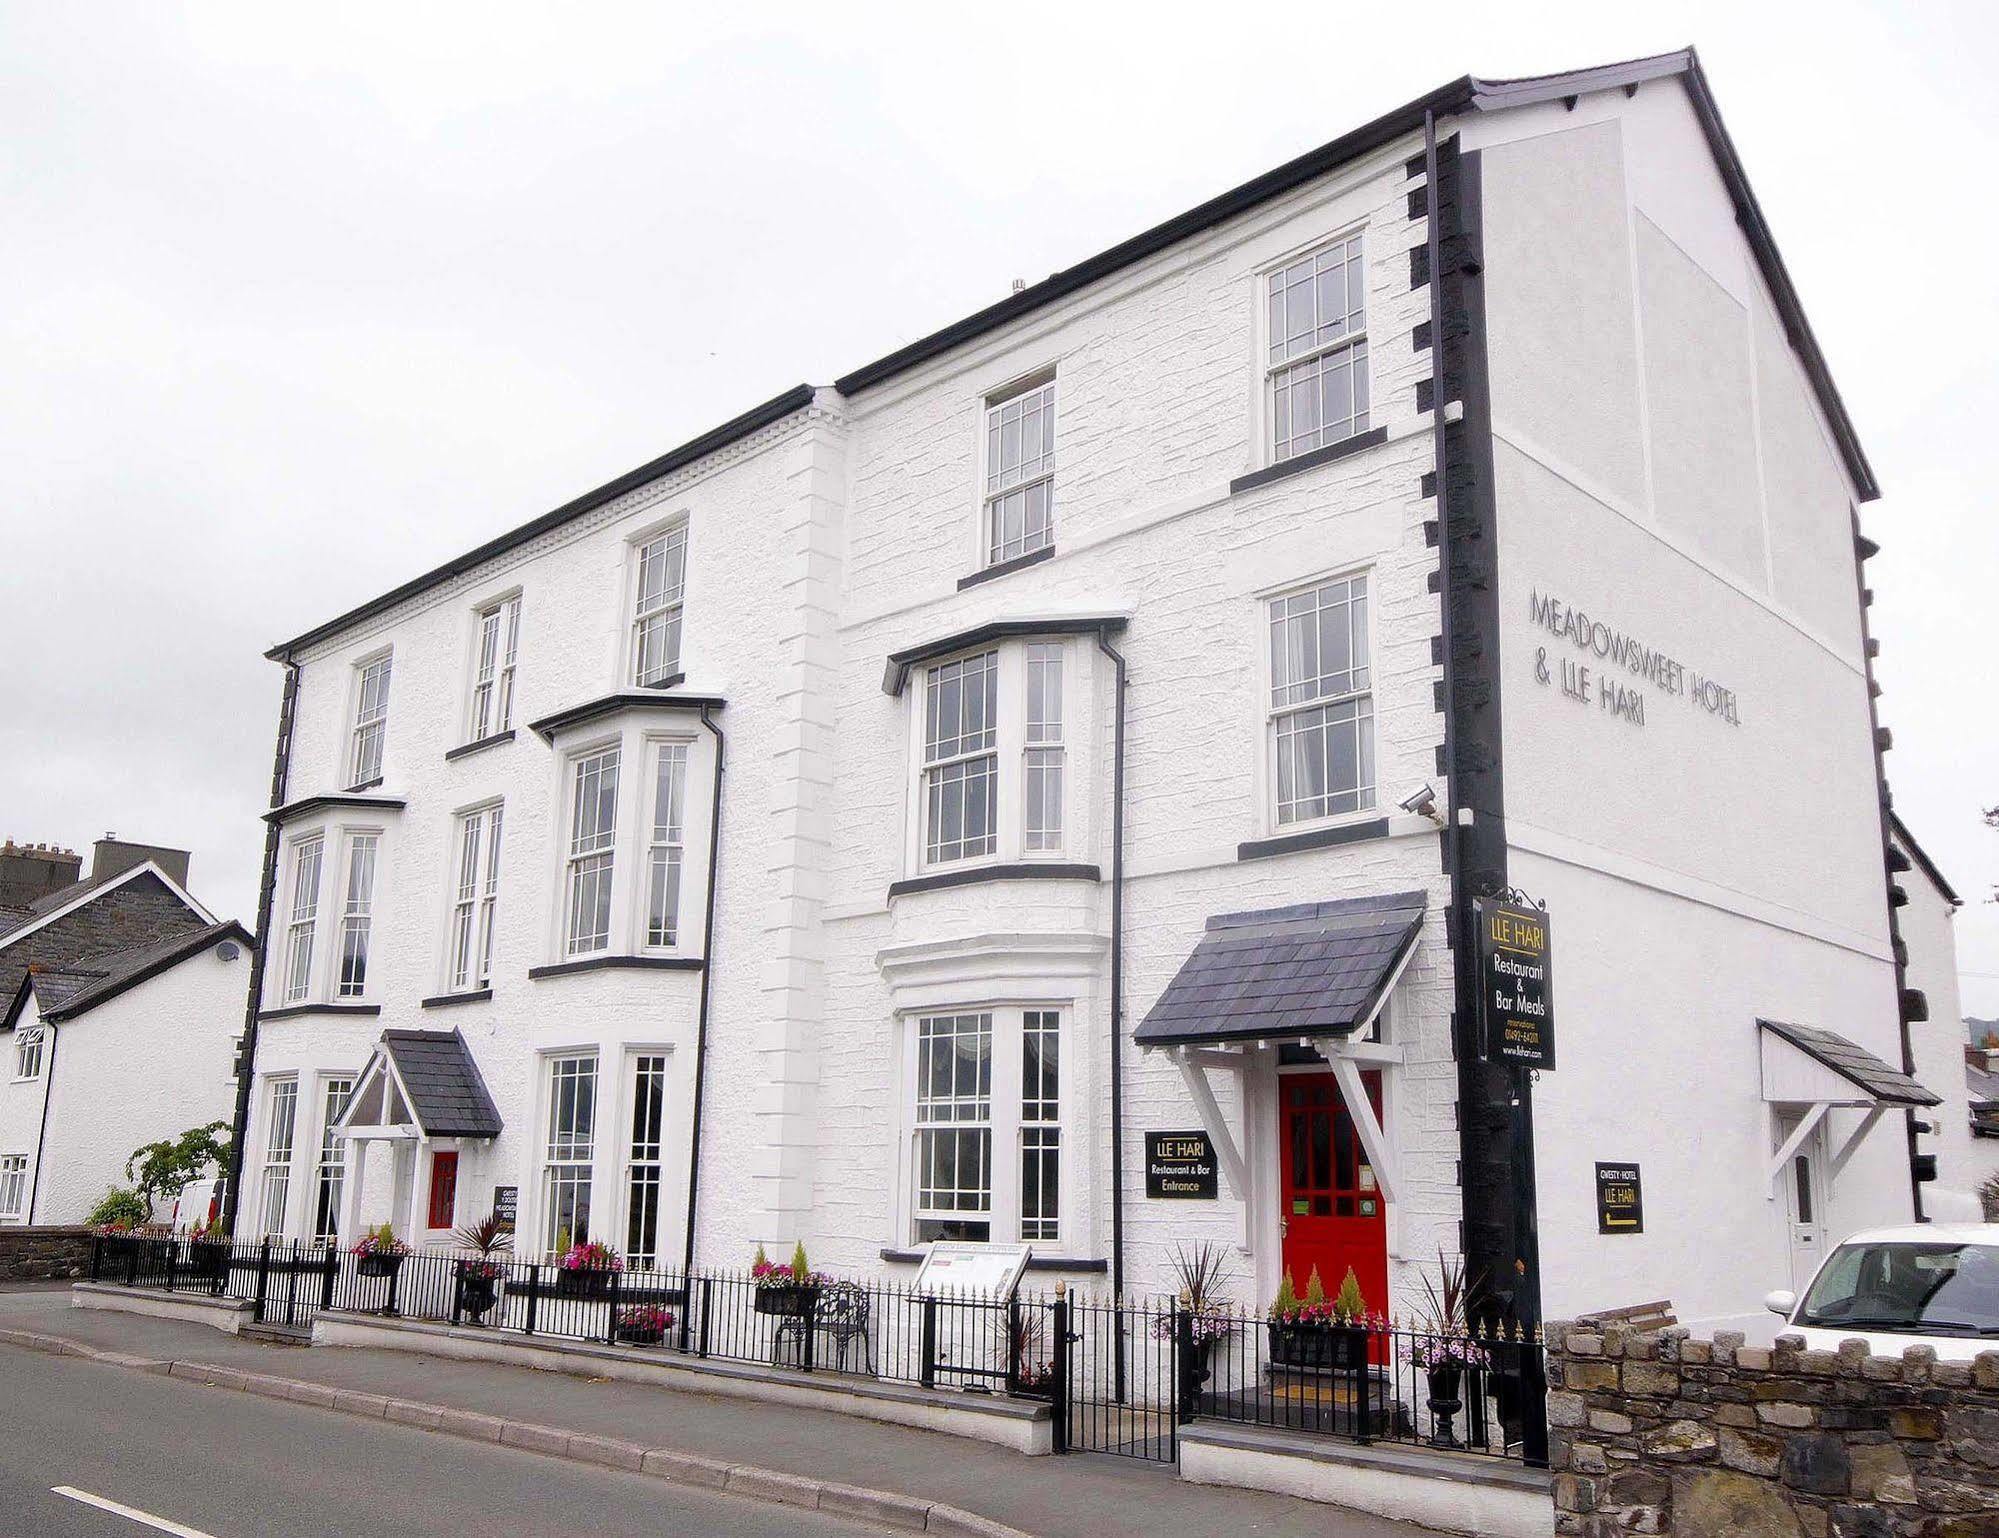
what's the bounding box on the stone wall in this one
[1546,1320,1999,1536]
[0,1224,92,1281]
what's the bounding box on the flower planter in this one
[1425,1363,1466,1447]
[753,1283,820,1318]
[455,1269,500,1322]
[1266,1319,1369,1371]
[357,1252,406,1279]
[615,1323,666,1346]
[555,1267,617,1300]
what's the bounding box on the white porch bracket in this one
[1173,1051,1250,1199]
[1766,1101,1830,1195]
[1329,1055,1400,1208]
[1829,1105,1886,1184]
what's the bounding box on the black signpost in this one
[1595,1163,1643,1234]
[1145,1131,1219,1200]
[1476,897,1555,1069]
[492,1185,518,1231]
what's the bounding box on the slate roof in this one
[40,921,251,1022]
[381,1029,504,1138]
[1758,1019,1941,1108]
[1135,891,1427,1048]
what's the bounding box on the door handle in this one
[1279,1217,1288,1238]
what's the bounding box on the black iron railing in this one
[85,1238,1544,1465]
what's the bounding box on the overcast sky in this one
[4,2,1996,1016]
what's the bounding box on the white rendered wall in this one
[8,944,244,1225]
[1469,79,1907,1329]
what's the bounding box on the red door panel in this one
[427,1151,459,1231]
[1278,1071,1387,1322]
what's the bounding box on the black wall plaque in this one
[492,1185,518,1229]
[1595,1163,1642,1235]
[1477,898,1555,1069]
[1146,1131,1219,1200]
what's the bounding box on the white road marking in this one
[51,1487,222,1538]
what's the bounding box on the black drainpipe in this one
[222,654,301,1235]
[680,703,727,1278]
[25,1023,60,1224]
[1094,628,1128,1396]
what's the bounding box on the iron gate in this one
[1058,1292,1181,1462]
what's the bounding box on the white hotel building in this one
[232,49,1949,1342]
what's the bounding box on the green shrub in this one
[85,1188,149,1229]
[1333,1266,1368,1322]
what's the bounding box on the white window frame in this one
[628,521,690,688]
[908,640,1080,876]
[1261,568,1377,831]
[1023,644,1065,856]
[1260,230,1369,468]
[563,745,621,958]
[334,831,380,999]
[643,740,691,950]
[13,1025,46,1082]
[981,375,1057,568]
[621,1050,669,1269]
[281,835,325,1005]
[540,1051,599,1254]
[348,651,393,788]
[0,1154,27,1220]
[447,803,503,993]
[259,1077,299,1238]
[311,1075,354,1243]
[466,592,522,742]
[902,1006,1068,1247]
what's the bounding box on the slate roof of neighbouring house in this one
[380,1029,504,1138]
[37,921,251,1023]
[1758,1019,1942,1108]
[1135,891,1428,1048]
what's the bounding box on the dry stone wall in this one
[1547,1318,1999,1536]
[0,1224,92,1281]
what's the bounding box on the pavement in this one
[0,1285,1442,1538]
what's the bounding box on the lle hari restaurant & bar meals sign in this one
[1477,898,1554,1070]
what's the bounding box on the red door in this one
[1278,1072,1388,1320]
[427,1151,459,1231]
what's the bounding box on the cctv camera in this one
[1398,783,1442,822]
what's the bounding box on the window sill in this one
[1236,816,1392,863]
[419,989,493,1009]
[258,1002,384,1021]
[879,1247,1108,1274]
[1229,425,1389,496]
[346,777,386,794]
[444,730,515,763]
[527,954,705,980]
[887,862,1102,899]
[957,545,1055,590]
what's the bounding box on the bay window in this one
[281,837,324,1004]
[564,747,620,956]
[260,1078,298,1237]
[311,1076,353,1243]
[542,1052,597,1252]
[1266,234,1368,464]
[448,804,503,992]
[645,744,689,948]
[335,833,378,998]
[1268,571,1375,825]
[624,1053,667,1268]
[908,1008,1064,1246]
[923,652,999,865]
[1023,645,1064,853]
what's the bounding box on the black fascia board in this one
[527,691,728,743]
[263,792,408,826]
[882,616,1128,696]
[265,385,815,659]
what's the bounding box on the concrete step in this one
[239,1321,312,1346]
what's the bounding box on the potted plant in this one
[1266,1265,1372,1371]
[1406,1251,1492,1447]
[1153,1243,1239,1413]
[751,1242,828,1317]
[556,1239,623,1298]
[614,1303,674,1346]
[451,1212,511,1323]
[353,1222,409,1278]
[1004,1307,1055,1400]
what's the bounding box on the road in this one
[0,1347,893,1537]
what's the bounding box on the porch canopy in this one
[1758,1018,1939,1194]
[1135,892,1426,1240]
[337,1028,504,1140]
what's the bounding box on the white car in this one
[1765,1223,1999,1363]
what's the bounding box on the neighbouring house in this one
[235,47,1932,1424]
[0,837,249,1226]
[1890,814,1999,1218]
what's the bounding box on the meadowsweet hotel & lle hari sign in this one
[1527,589,1742,729]
[1477,899,1554,1070]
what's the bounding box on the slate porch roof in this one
[1758,1019,1941,1108]
[380,1028,504,1138]
[1135,891,1427,1048]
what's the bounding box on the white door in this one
[1782,1125,1829,1294]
